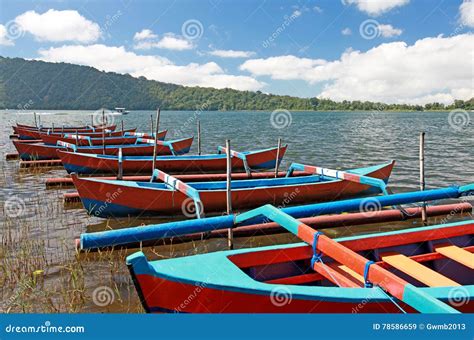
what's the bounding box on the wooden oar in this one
[235,205,460,314]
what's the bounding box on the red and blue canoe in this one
[13,136,193,160]
[57,145,288,175]
[14,126,135,140]
[127,218,474,313]
[71,160,394,218]
[13,124,116,139]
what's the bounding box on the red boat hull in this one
[14,125,116,139]
[14,137,193,160]
[58,145,287,174]
[72,161,394,217]
[40,134,139,146]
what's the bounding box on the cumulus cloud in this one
[133,29,157,41]
[133,29,193,50]
[14,9,101,43]
[343,0,409,16]
[0,24,14,46]
[459,0,474,27]
[240,34,474,104]
[208,49,256,58]
[378,24,402,37]
[38,44,265,91]
[341,27,352,36]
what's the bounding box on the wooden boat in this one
[71,161,394,218]
[40,130,167,146]
[13,124,116,139]
[14,126,137,140]
[57,145,288,175]
[13,137,194,160]
[79,184,473,250]
[127,217,474,313]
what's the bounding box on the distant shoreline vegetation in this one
[1,56,473,112]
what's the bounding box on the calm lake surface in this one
[0,110,472,312]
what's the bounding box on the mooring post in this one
[150,114,154,136]
[75,129,78,145]
[117,148,123,180]
[61,125,64,135]
[33,112,37,127]
[226,139,233,249]
[197,120,201,155]
[52,123,54,133]
[91,114,93,127]
[102,109,106,155]
[420,132,427,225]
[151,108,161,177]
[275,138,282,178]
[38,114,41,127]
[121,120,124,136]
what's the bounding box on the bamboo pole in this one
[151,108,161,175]
[274,138,282,178]
[197,120,201,155]
[420,132,427,225]
[102,109,106,155]
[226,139,233,249]
[38,115,41,127]
[61,125,64,135]
[121,120,124,136]
[75,129,79,145]
[52,123,54,133]
[33,112,37,127]
[91,114,93,127]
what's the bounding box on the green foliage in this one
[0,56,472,111]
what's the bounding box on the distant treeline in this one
[0,56,473,111]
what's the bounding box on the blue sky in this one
[0,0,473,104]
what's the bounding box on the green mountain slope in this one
[0,56,472,111]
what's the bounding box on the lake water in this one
[0,110,472,313]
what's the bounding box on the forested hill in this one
[0,56,472,111]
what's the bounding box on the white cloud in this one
[37,44,265,91]
[0,24,14,46]
[133,30,193,51]
[341,27,352,36]
[209,49,256,58]
[313,6,323,13]
[240,34,474,104]
[378,24,402,37]
[14,9,101,43]
[460,0,474,27]
[343,0,409,16]
[292,10,302,18]
[133,29,157,41]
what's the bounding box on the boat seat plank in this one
[381,252,461,287]
[313,262,363,288]
[434,244,474,269]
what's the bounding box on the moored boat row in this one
[7,116,474,314]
